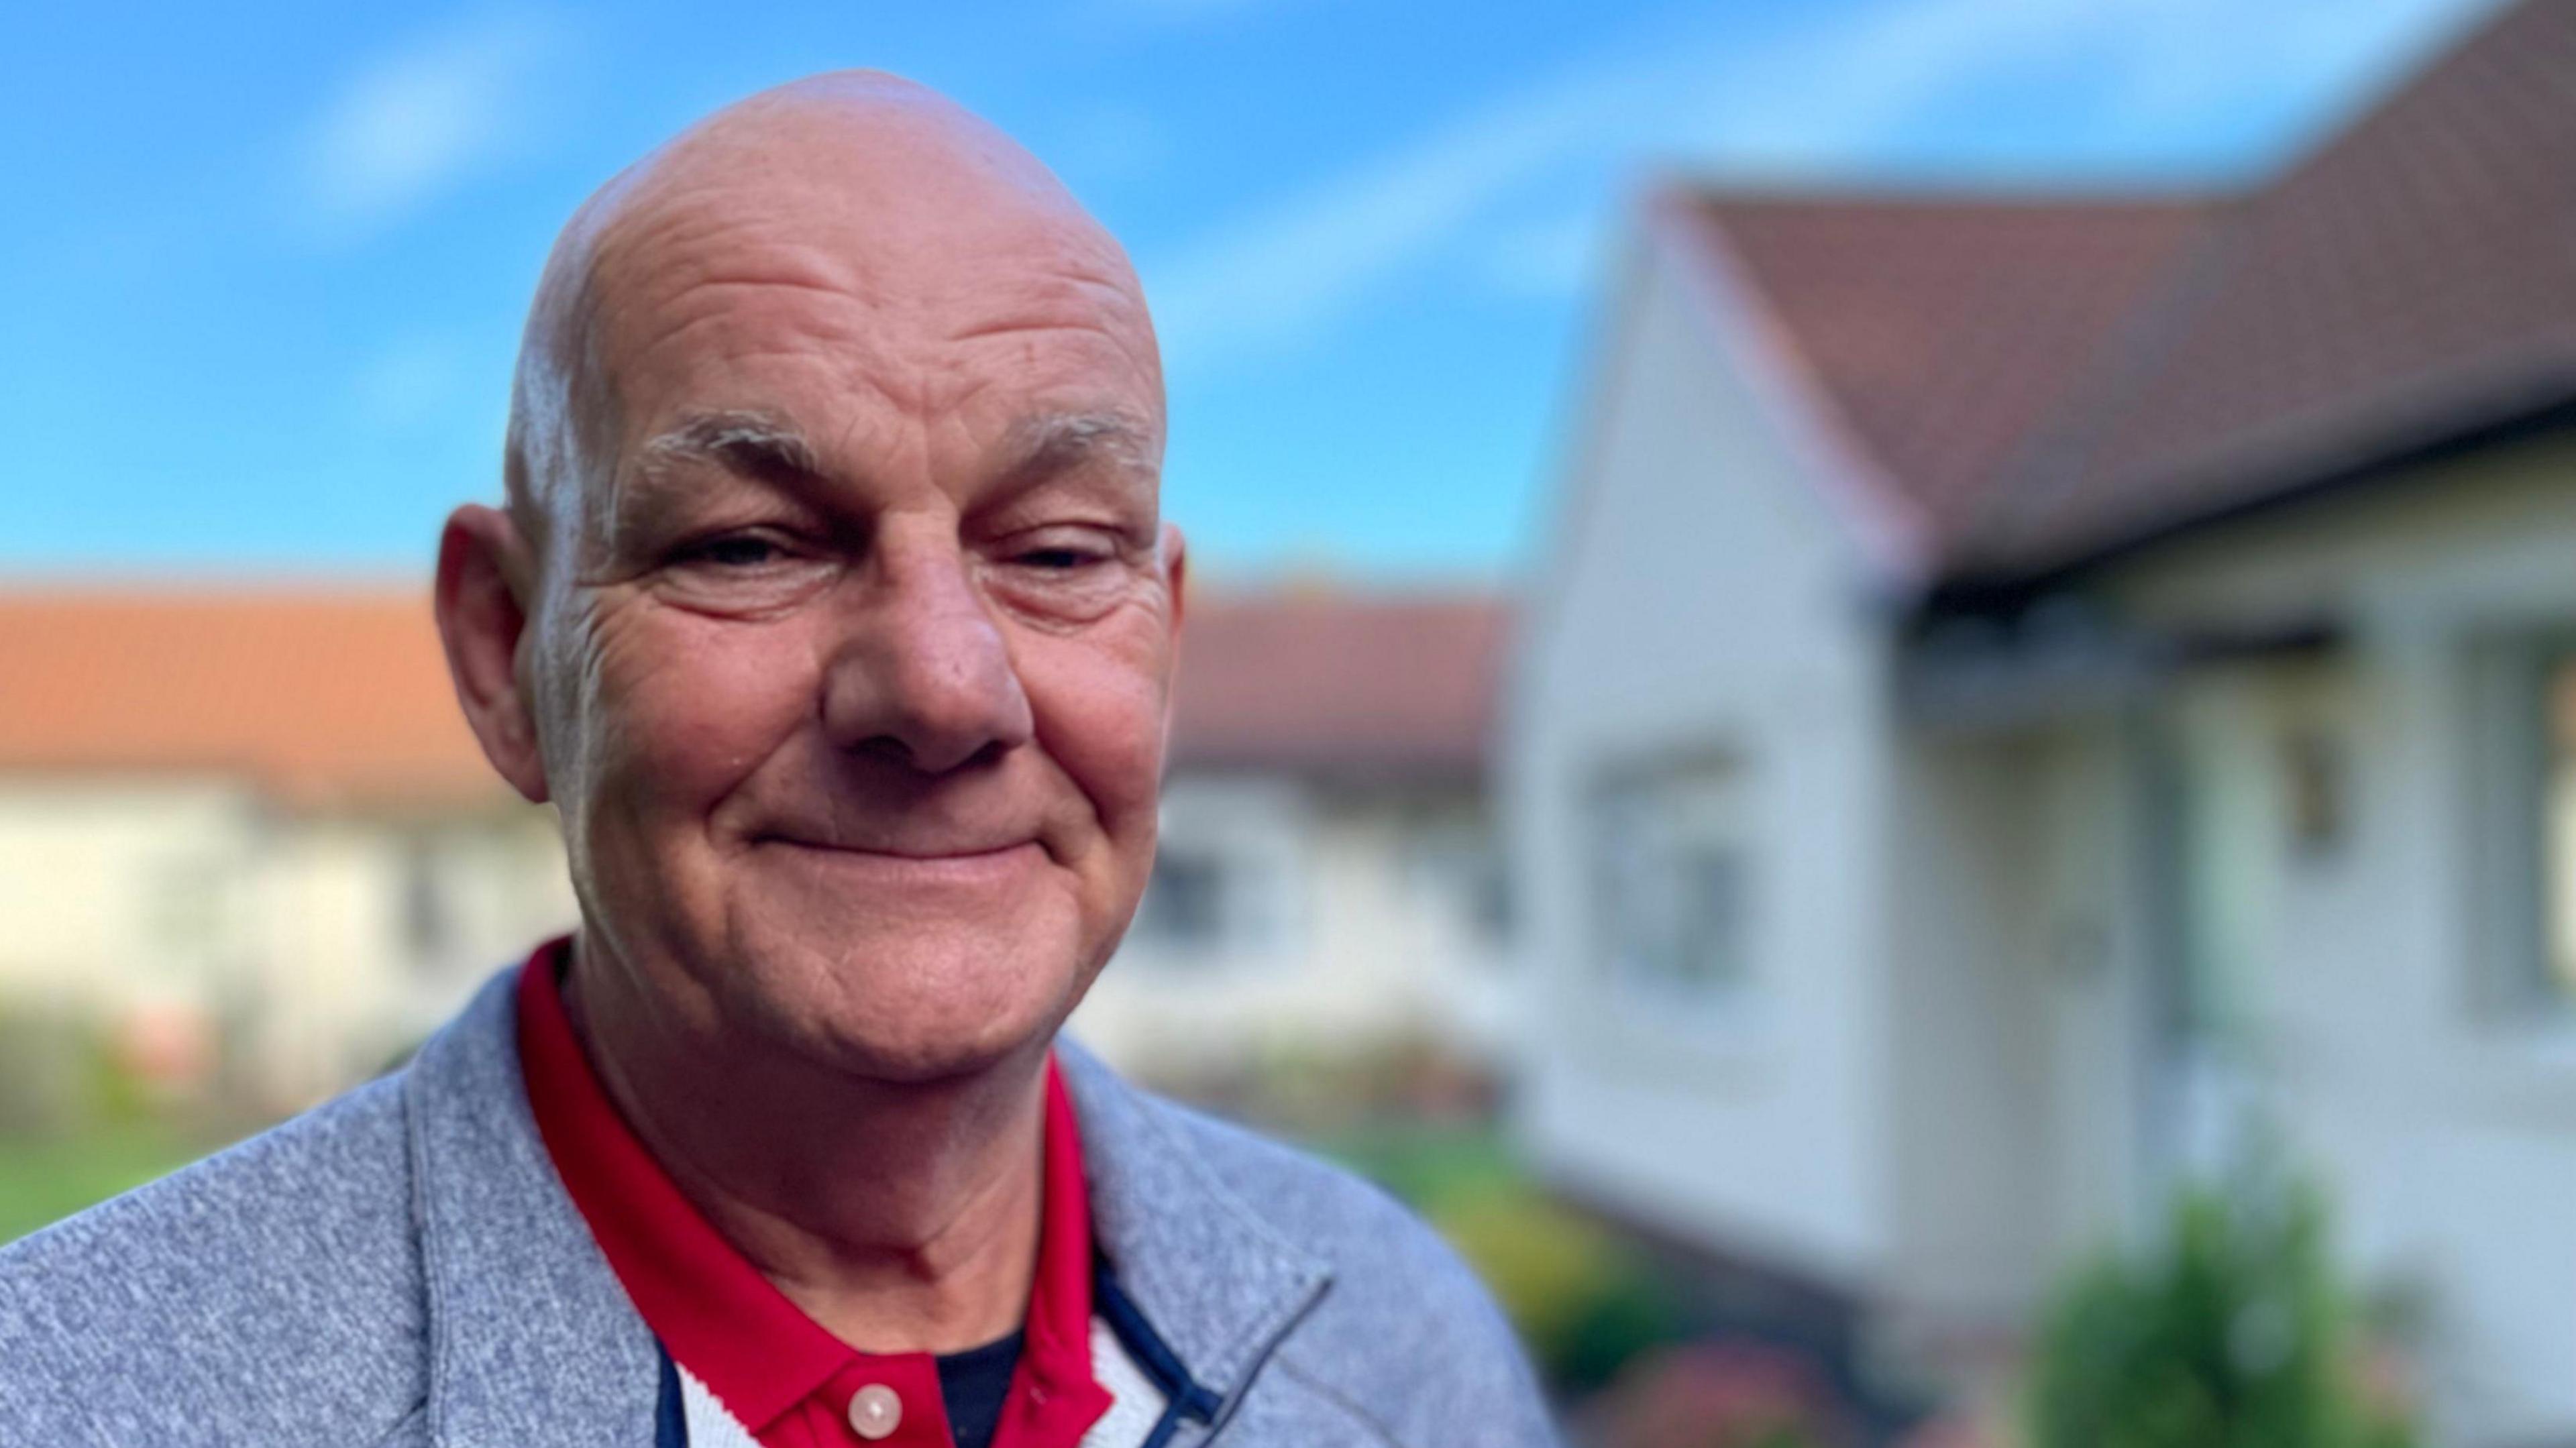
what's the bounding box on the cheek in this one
[1020,634,1170,848]
[580,604,818,813]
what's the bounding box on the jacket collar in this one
[405,964,1331,1447]
[1053,1040,1331,1423]
[407,966,663,1447]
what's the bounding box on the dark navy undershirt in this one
[936,1329,1024,1448]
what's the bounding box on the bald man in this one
[0,74,1557,1448]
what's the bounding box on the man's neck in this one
[560,936,1049,1355]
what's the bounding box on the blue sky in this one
[0,0,2501,584]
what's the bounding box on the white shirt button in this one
[847,1383,902,1440]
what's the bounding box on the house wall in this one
[1069,775,1513,1079]
[0,775,574,1109]
[0,777,258,1019]
[1506,241,1895,1282]
[2084,431,2576,1446]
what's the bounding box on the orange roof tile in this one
[0,586,505,807]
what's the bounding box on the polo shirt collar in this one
[1051,1042,1332,1431]
[404,954,1333,1448]
[514,937,1111,1446]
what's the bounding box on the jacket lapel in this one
[401,968,1331,1447]
[1054,1042,1332,1441]
[405,968,663,1448]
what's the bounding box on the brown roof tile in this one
[1169,591,1503,781]
[0,586,503,807]
[1695,196,2218,553]
[1685,0,2576,581]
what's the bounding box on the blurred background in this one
[4,0,2572,1443]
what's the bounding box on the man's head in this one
[435,72,1181,1083]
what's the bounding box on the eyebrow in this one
[635,409,823,485]
[999,410,1156,485]
[621,405,1157,525]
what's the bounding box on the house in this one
[1071,590,1515,1082]
[0,588,576,1108]
[1507,1,2576,1442]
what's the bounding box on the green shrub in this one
[1319,1122,1689,1392]
[1430,1184,1688,1392]
[0,1005,89,1136]
[2026,1180,2416,1448]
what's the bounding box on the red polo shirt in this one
[515,939,1115,1448]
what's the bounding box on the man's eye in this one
[1016,545,1104,571]
[680,535,786,568]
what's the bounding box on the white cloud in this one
[1138,31,1676,376]
[294,9,572,244]
[1136,0,2493,378]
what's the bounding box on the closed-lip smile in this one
[755,836,1044,881]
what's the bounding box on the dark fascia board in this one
[1917,396,2576,619]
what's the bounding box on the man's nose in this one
[820,530,1034,775]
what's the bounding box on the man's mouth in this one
[753,836,1046,883]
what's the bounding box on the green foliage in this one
[1430,1183,1690,1392]
[0,1005,92,1136]
[2027,1182,2416,1448]
[0,1122,203,1245]
[0,999,237,1245]
[1324,1123,1689,1393]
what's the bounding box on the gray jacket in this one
[0,966,1558,1447]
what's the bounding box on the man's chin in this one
[714,930,1087,1086]
[767,997,1054,1084]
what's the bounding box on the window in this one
[2473,636,2576,1015]
[1122,781,1305,963]
[1409,826,1511,951]
[1130,848,1228,949]
[2540,651,2576,1003]
[1589,753,1754,1007]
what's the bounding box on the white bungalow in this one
[1505,3,2576,1441]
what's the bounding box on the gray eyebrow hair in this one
[635,406,1155,489]
[1000,409,1157,480]
[635,410,822,480]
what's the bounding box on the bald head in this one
[503,71,1161,570]
[435,66,1185,1105]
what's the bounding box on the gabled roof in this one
[1168,591,1503,783]
[1678,0,2576,584]
[1688,197,2218,562]
[0,586,500,807]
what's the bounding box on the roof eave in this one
[1641,184,1941,600]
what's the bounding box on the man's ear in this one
[434,504,551,804]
